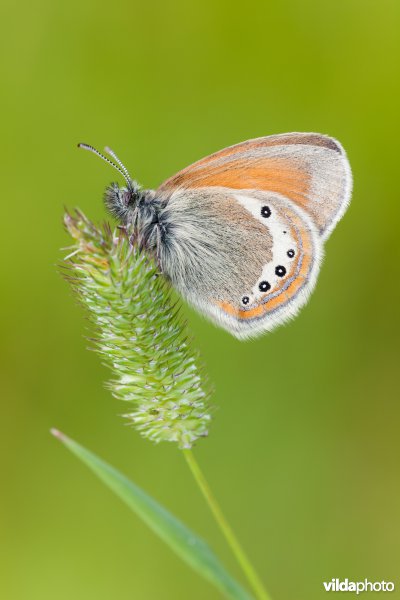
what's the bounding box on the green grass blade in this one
[51,429,253,600]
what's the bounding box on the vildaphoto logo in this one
[323,579,395,594]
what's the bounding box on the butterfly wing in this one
[158,187,322,339]
[157,133,351,337]
[158,132,352,240]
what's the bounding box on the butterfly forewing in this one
[158,132,352,240]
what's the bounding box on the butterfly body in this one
[84,132,352,339]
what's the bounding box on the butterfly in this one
[79,132,352,339]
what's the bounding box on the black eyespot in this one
[287,249,295,258]
[242,296,250,305]
[275,265,286,277]
[259,281,271,292]
[283,231,287,234]
[261,206,271,218]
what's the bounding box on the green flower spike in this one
[63,210,211,449]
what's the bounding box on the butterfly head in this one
[78,143,146,224]
[103,180,143,222]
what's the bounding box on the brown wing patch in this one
[167,157,311,209]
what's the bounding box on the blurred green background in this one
[1,1,399,598]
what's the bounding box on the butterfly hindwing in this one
[158,187,322,339]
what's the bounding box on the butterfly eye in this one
[261,206,271,218]
[287,249,295,258]
[259,281,271,292]
[242,296,250,305]
[275,265,287,277]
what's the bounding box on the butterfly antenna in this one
[77,143,131,185]
[104,146,132,183]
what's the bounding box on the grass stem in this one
[183,450,272,600]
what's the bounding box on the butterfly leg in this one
[154,223,164,274]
